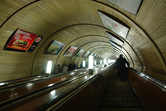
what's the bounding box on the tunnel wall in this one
[0,0,166,84]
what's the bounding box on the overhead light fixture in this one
[94,61,97,65]
[88,56,94,74]
[104,58,107,64]
[83,61,86,67]
[46,61,52,74]
[89,56,94,69]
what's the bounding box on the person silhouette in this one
[115,54,130,82]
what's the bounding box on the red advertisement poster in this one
[5,29,38,52]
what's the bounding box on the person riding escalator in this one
[114,54,130,82]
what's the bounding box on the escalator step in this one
[98,73,144,111]
[104,93,135,98]
[99,107,144,111]
[107,87,132,90]
[106,90,133,94]
[103,97,138,102]
[101,101,141,107]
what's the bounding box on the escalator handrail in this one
[0,68,85,90]
[0,66,111,110]
[0,69,87,106]
[0,70,88,108]
[37,66,111,110]
[130,68,166,92]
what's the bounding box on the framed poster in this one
[4,29,42,52]
[83,51,91,58]
[93,53,97,58]
[75,49,85,57]
[98,11,129,38]
[110,41,122,51]
[27,36,42,53]
[45,40,65,55]
[64,46,77,56]
[107,32,124,46]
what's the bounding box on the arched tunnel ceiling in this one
[0,0,166,82]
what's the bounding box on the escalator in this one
[98,73,144,111]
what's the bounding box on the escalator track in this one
[98,73,144,111]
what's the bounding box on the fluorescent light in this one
[88,56,94,69]
[94,61,96,65]
[46,61,52,74]
[104,58,107,64]
[83,61,86,67]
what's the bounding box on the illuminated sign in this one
[4,29,42,52]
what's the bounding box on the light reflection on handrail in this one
[132,69,166,92]
[0,82,6,86]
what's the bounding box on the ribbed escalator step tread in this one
[104,93,136,98]
[106,88,132,93]
[107,85,130,88]
[106,90,133,94]
[106,88,132,90]
[98,73,144,111]
[101,101,141,107]
[103,97,138,102]
[99,107,144,111]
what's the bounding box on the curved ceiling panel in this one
[0,0,166,82]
